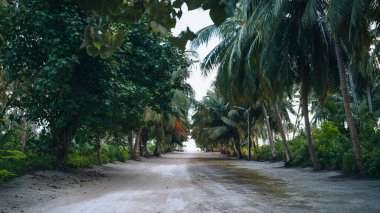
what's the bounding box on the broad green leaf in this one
[99,46,113,59]
[93,41,102,49]
[86,45,99,57]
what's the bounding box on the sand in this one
[1,152,379,213]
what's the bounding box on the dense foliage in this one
[0,0,192,181]
[0,0,379,184]
[191,1,380,177]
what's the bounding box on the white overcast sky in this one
[171,4,219,101]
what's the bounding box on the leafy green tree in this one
[1,1,94,167]
[0,1,191,167]
[77,0,240,52]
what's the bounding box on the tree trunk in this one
[366,84,373,113]
[20,109,27,151]
[233,137,244,159]
[230,139,238,157]
[138,127,143,157]
[154,120,165,156]
[141,128,150,157]
[253,135,258,155]
[153,140,160,156]
[292,104,301,140]
[301,81,321,170]
[95,136,102,165]
[52,125,78,169]
[247,110,251,160]
[333,34,363,171]
[21,119,27,151]
[142,139,150,157]
[262,104,278,160]
[274,102,292,165]
[133,127,142,159]
[128,131,138,160]
[348,69,360,114]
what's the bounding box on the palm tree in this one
[273,100,292,164]
[254,0,343,170]
[144,90,192,156]
[191,3,285,161]
[322,0,380,170]
[192,91,244,158]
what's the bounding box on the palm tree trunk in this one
[292,104,301,140]
[274,102,292,165]
[230,139,238,157]
[333,34,363,171]
[253,135,258,154]
[301,81,321,170]
[348,70,360,114]
[232,138,243,158]
[262,104,278,160]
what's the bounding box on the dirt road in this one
[1,152,380,213]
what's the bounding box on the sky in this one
[171,5,219,152]
[171,4,219,101]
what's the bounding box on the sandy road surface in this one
[1,152,380,213]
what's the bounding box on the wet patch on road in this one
[191,159,287,198]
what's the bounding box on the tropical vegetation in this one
[0,0,380,184]
[0,0,192,183]
[191,0,380,177]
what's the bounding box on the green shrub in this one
[25,153,56,170]
[363,148,380,177]
[0,169,15,183]
[67,153,93,168]
[313,121,347,170]
[26,130,52,154]
[147,140,156,154]
[0,149,27,173]
[288,135,311,167]
[253,145,273,161]
[115,147,130,162]
[359,127,380,177]
[107,145,116,163]
[342,149,359,175]
[101,143,110,163]
[274,140,285,160]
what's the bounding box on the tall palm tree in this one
[253,0,341,170]
[191,3,288,161]
[321,0,380,170]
